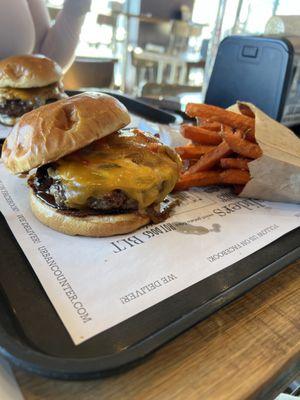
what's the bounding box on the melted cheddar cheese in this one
[51,130,181,210]
[0,82,66,102]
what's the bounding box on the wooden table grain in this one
[14,261,300,400]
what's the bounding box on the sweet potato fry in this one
[173,102,260,191]
[238,103,255,118]
[174,171,222,190]
[181,125,222,145]
[244,129,256,143]
[184,141,232,174]
[198,121,222,131]
[186,103,255,133]
[183,159,198,170]
[222,127,262,159]
[237,104,256,142]
[220,169,250,185]
[175,144,216,159]
[220,157,250,170]
[184,160,198,171]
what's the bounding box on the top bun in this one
[1,92,131,174]
[0,54,63,88]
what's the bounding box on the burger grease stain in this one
[173,222,221,235]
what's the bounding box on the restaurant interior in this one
[47,0,300,108]
[0,1,299,400]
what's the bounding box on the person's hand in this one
[64,0,92,17]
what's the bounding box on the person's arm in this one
[27,0,51,52]
[27,0,91,71]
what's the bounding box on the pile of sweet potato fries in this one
[175,103,262,192]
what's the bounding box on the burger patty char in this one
[29,165,139,212]
[0,98,59,118]
[0,99,36,117]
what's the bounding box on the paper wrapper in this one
[228,102,300,203]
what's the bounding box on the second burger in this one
[0,54,67,126]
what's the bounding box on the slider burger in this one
[2,93,181,236]
[0,54,67,126]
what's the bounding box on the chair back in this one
[168,21,190,55]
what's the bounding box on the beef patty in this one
[29,164,139,213]
[0,98,58,118]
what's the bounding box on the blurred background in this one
[46,0,300,107]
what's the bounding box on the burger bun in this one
[30,190,150,237]
[0,54,63,88]
[1,92,131,174]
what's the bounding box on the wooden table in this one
[14,260,300,400]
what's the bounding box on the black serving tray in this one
[0,94,299,379]
[66,90,178,124]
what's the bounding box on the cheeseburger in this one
[0,54,67,126]
[2,93,181,236]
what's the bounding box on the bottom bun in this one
[30,191,150,237]
[0,113,17,126]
